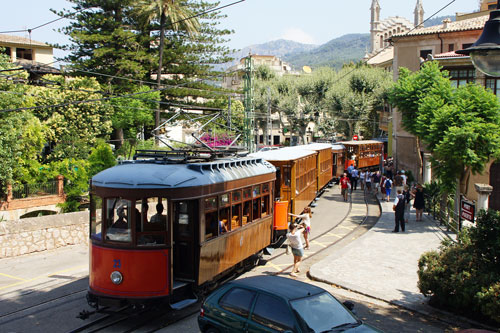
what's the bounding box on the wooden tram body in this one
[341,140,384,170]
[299,143,333,192]
[331,143,346,181]
[250,147,318,217]
[88,152,276,307]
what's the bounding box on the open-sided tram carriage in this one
[88,150,277,308]
[341,140,384,171]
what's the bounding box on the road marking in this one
[256,262,288,272]
[0,272,28,282]
[0,265,87,291]
[325,232,342,238]
[311,240,327,248]
[338,225,355,231]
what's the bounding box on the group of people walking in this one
[339,166,383,202]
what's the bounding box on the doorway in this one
[173,200,199,282]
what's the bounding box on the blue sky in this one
[0,0,480,60]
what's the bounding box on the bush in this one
[417,210,500,323]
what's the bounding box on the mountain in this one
[231,39,318,62]
[283,34,370,70]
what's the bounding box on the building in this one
[0,34,59,78]
[388,0,500,209]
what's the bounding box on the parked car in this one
[198,275,382,332]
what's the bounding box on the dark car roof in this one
[228,275,325,300]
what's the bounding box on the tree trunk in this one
[415,136,423,182]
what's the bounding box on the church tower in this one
[414,0,424,28]
[370,0,381,53]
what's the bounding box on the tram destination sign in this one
[460,198,475,222]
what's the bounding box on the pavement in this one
[309,188,488,327]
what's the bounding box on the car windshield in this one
[290,292,358,332]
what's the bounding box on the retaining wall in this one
[0,211,89,259]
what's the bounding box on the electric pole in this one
[244,54,255,152]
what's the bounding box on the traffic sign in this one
[353,135,359,141]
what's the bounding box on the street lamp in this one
[457,0,500,76]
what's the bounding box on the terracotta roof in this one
[433,51,468,59]
[366,47,394,65]
[392,15,488,38]
[0,34,50,48]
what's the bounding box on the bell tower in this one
[370,0,382,52]
[414,0,424,28]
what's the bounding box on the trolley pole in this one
[244,54,255,153]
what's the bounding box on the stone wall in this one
[0,211,89,258]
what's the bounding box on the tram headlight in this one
[110,271,123,285]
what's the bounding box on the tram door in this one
[173,200,199,282]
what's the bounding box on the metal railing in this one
[424,191,460,235]
[12,180,58,199]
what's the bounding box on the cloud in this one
[280,28,317,45]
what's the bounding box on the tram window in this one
[261,195,269,217]
[90,193,102,240]
[220,194,230,207]
[205,211,218,240]
[220,207,230,233]
[283,167,291,187]
[205,197,217,210]
[137,198,167,246]
[243,188,252,200]
[262,183,269,194]
[253,185,260,198]
[106,198,132,242]
[232,191,242,203]
[231,203,242,230]
[243,201,251,225]
[253,198,261,221]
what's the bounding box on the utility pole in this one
[244,54,255,152]
[228,96,232,131]
[267,87,272,146]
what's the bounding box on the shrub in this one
[417,210,500,323]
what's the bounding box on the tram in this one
[88,150,277,308]
[341,140,384,170]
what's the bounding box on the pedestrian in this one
[413,184,425,221]
[286,223,305,277]
[289,207,311,249]
[403,185,413,224]
[392,189,406,232]
[394,171,404,194]
[373,171,381,194]
[351,167,359,191]
[365,170,372,192]
[401,170,407,186]
[360,169,366,190]
[384,177,392,202]
[339,173,351,202]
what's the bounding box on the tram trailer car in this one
[298,143,333,193]
[250,147,318,219]
[331,143,345,183]
[340,140,384,171]
[88,151,279,309]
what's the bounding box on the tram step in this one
[264,247,274,255]
[170,297,198,310]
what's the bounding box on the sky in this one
[0,0,481,61]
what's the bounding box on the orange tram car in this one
[331,140,385,181]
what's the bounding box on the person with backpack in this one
[392,189,406,232]
[384,177,392,202]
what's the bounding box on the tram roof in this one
[300,143,334,151]
[340,140,384,145]
[91,157,276,189]
[250,146,316,161]
[331,144,345,151]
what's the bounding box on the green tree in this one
[27,75,113,161]
[388,62,500,194]
[88,140,117,177]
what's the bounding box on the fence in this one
[12,180,59,199]
[424,191,460,236]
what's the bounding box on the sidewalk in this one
[309,190,454,315]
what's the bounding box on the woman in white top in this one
[286,223,305,277]
[288,207,311,249]
[360,171,366,190]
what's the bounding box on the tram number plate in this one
[113,259,121,268]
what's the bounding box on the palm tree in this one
[134,0,200,140]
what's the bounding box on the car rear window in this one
[219,287,255,318]
[251,293,295,331]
